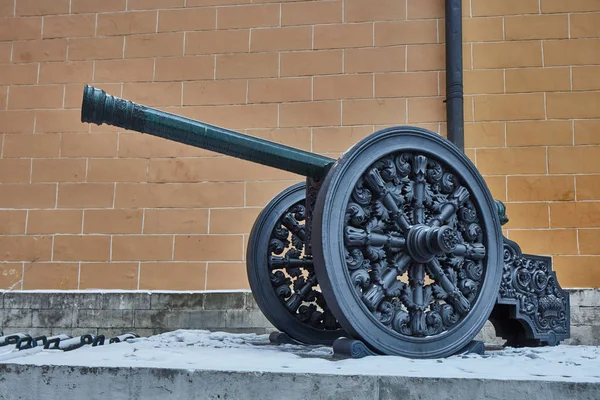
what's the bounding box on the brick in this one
[251,26,312,52]
[87,159,148,183]
[474,94,545,121]
[0,236,52,262]
[32,159,85,183]
[2,309,33,327]
[185,30,249,55]
[217,4,278,29]
[39,61,93,84]
[506,121,572,147]
[0,263,23,290]
[27,210,83,234]
[408,97,445,123]
[177,103,278,129]
[75,309,134,328]
[575,120,600,145]
[71,0,126,13]
[483,176,507,201]
[549,146,600,174]
[209,208,261,234]
[572,13,600,36]
[375,72,437,99]
[149,157,297,183]
[149,292,204,310]
[505,15,568,40]
[57,184,113,208]
[0,86,5,109]
[314,23,373,50]
[216,53,278,79]
[125,32,184,58]
[54,236,111,262]
[0,184,56,208]
[155,56,214,81]
[94,58,154,83]
[473,0,539,16]
[0,17,41,40]
[504,202,550,229]
[175,235,243,261]
[314,74,373,101]
[579,230,600,255]
[144,209,208,234]
[13,39,67,62]
[473,42,542,69]
[550,202,600,228]
[507,229,577,255]
[43,14,95,39]
[281,50,343,77]
[407,44,445,71]
[97,11,157,36]
[345,47,405,73]
[280,101,340,128]
[0,64,38,85]
[140,262,206,290]
[68,37,124,61]
[541,0,600,13]
[15,0,69,16]
[0,42,10,62]
[122,82,181,107]
[577,176,600,200]
[8,85,63,110]
[204,292,245,310]
[23,263,79,290]
[112,235,173,261]
[573,66,600,91]
[375,20,437,46]
[183,80,246,106]
[32,309,74,327]
[0,211,26,234]
[345,0,405,22]
[61,133,118,158]
[206,262,249,290]
[158,7,215,32]
[115,183,244,208]
[79,263,138,290]
[406,0,443,18]
[464,69,504,95]
[35,109,89,132]
[245,180,303,207]
[549,92,600,119]
[0,159,30,183]
[130,0,184,9]
[4,292,49,309]
[476,147,547,175]
[0,0,13,17]
[189,0,249,4]
[552,256,600,288]
[505,67,570,93]
[118,131,212,158]
[281,0,340,26]
[248,77,311,104]
[463,17,503,42]
[313,126,376,153]
[343,98,406,126]
[544,39,600,66]
[84,210,143,234]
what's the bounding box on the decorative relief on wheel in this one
[343,152,488,338]
[268,200,340,331]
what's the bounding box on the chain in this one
[0,332,139,352]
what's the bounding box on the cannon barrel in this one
[80,85,334,179]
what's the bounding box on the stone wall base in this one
[1,289,598,346]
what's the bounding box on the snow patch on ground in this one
[2,330,599,383]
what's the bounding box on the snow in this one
[1,330,599,383]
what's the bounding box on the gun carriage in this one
[81,85,569,359]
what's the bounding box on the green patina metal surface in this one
[81,85,334,180]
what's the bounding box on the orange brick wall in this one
[0,0,598,291]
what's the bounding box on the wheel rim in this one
[247,182,343,345]
[312,127,503,358]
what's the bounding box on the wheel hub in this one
[405,225,460,263]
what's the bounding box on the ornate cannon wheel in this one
[312,127,503,358]
[247,182,344,345]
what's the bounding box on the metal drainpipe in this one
[445,0,465,152]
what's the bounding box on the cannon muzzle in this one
[81,85,334,179]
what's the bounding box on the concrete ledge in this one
[0,364,598,400]
[1,289,599,345]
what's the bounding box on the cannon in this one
[80,85,570,359]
